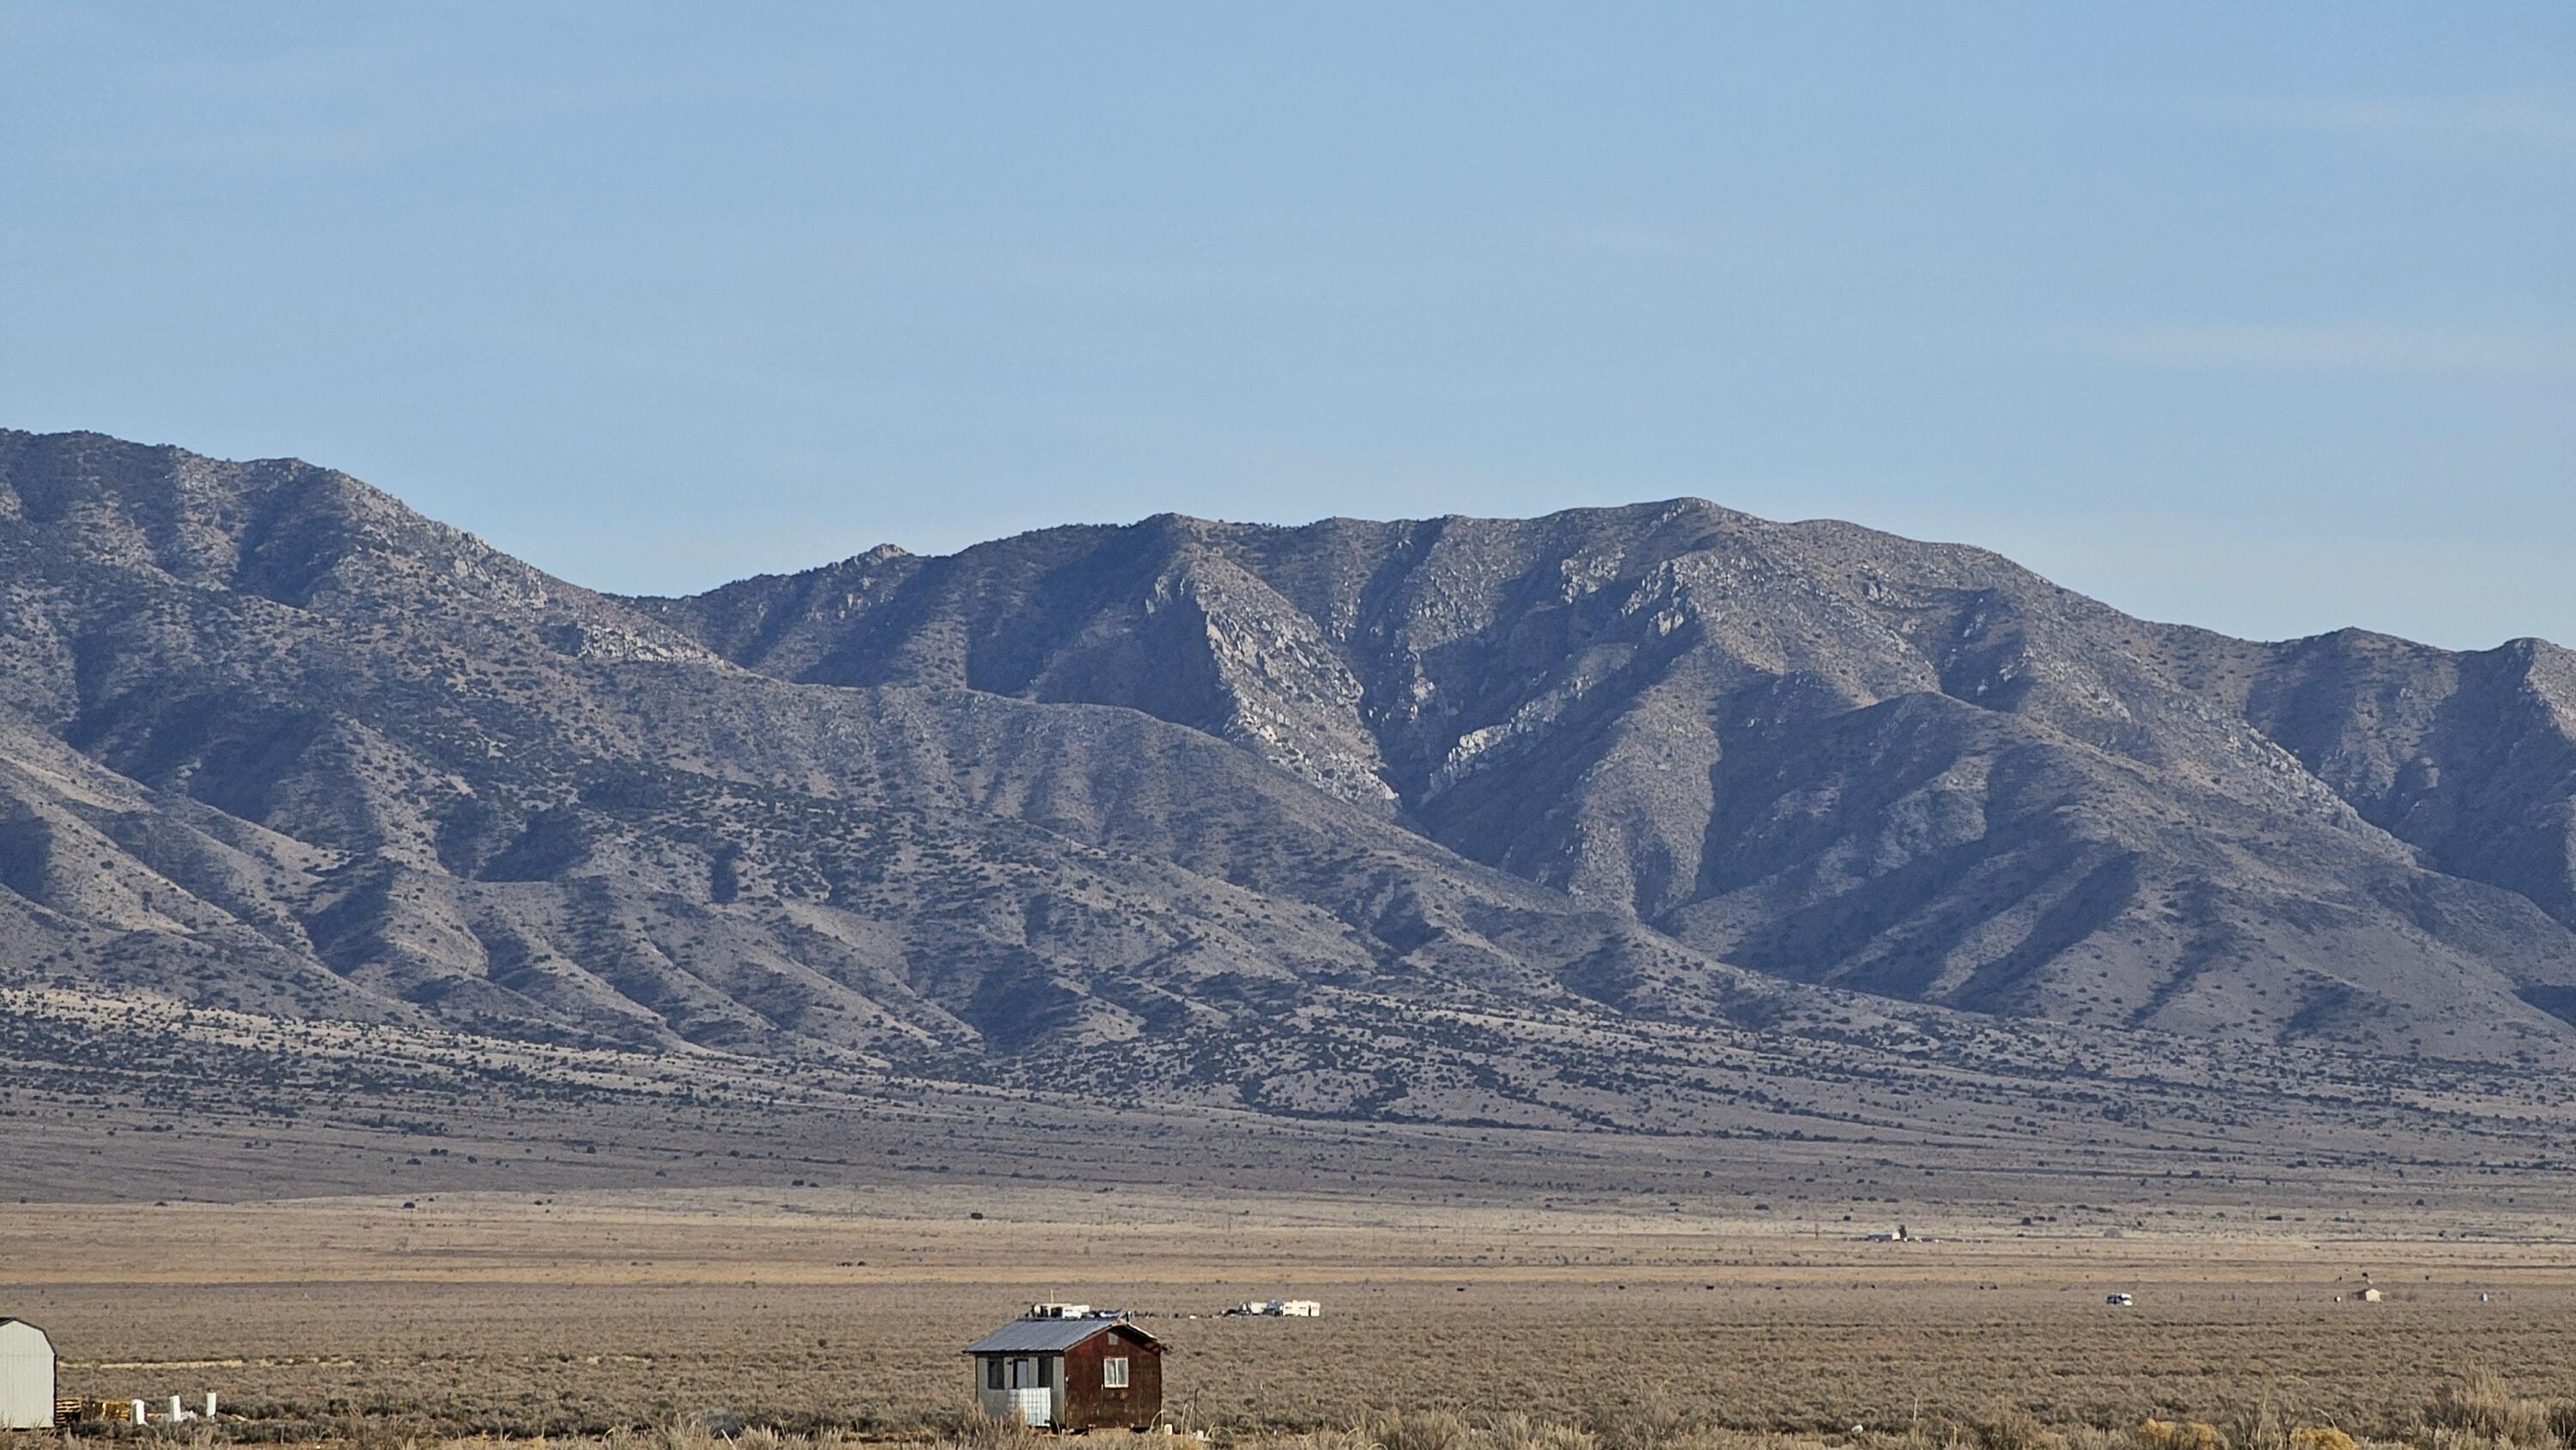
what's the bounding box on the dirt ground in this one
[6,1189,2573,1439]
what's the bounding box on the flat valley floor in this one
[7,1188,2576,1440]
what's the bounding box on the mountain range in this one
[5,428,2575,1141]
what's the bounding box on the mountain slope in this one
[637,503,2576,1059]
[7,428,2576,1098]
[0,431,1906,1104]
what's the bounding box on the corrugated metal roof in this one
[963,1318,1159,1355]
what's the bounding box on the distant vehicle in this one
[2105,1293,2135,1307]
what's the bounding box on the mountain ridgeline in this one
[5,428,2576,1113]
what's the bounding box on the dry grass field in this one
[9,1191,2576,1446]
[15,993,2576,1450]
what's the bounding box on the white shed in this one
[0,1318,55,1429]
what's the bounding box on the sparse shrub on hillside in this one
[2506,1401,2558,1448]
[1587,1391,1721,1450]
[2224,1395,2293,1450]
[1489,1411,1601,1450]
[1369,1410,1473,1450]
[1973,1406,2057,1450]
[2138,1420,2225,1450]
[2430,1372,2561,1449]
[1242,1432,1376,1450]
[930,1406,1044,1450]
[2434,1371,2513,1435]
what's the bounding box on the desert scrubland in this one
[8,1191,2576,1449]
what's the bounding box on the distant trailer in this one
[2105,1293,2135,1307]
[0,1318,56,1429]
[1229,1299,1321,1317]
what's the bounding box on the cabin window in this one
[986,1359,1003,1391]
[1036,1356,1054,1388]
[1103,1357,1130,1389]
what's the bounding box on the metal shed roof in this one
[963,1318,1159,1355]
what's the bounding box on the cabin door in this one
[1006,1359,1052,1428]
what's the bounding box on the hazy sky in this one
[4,4,2570,647]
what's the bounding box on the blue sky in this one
[4,3,2569,647]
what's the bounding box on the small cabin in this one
[964,1313,1163,1431]
[0,1318,56,1429]
[2360,1287,2383,1303]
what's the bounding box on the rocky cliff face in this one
[9,428,2576,1107]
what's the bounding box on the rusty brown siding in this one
[1060,1325,1163,1431]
